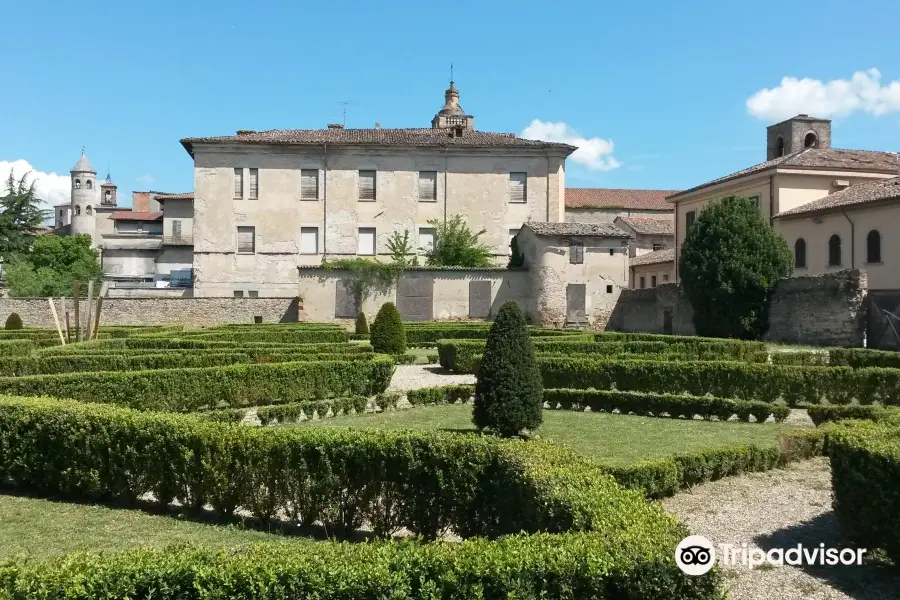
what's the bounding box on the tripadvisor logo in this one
[676,535,716,575]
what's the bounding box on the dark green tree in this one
[4,313,23,330]
[472,301,543,437]
[0,171,50,263]
[355,311,369,335]
[426,215,492,267]
[679,195,793,339]
[5,234,103,297]
[507,233,525,268]
[370,302,406,354]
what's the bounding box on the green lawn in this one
[0,492,304,561]
[296,404,796,466]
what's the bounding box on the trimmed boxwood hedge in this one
[40,340,373,356]
[806,404,895,426]
[0,339,35,357]
[171,329,349,343]
[0,396,724,599]
[0,357,395,412]
[257,396,369,424]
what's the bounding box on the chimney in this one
[327,123,344,129]
[375,122,381,129]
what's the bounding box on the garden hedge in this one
[772,348,900,369]
[0,357,395,412]
[40,340,372,356]
[0,395,724,599]
[0,340,34,357]
[402,324,583,344]
[828,418,900,564]
[169,329,349,343]
[805,404,895,426]
[256,396,369,424]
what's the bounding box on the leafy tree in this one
[370,302,406,354]
[386,229,418,266]
[472,301,542,437]
[5,234,103,297]
[4,313,23,330]
[355,311,369,335]
[508,233,525,268]
[679,195,792,339]
[426,215,492,268]
[0,171,50,263]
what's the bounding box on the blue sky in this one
[2,0,899,210]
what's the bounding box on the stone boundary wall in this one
[0,297,302,329]
[607,269,868,347]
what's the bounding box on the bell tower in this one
[431,66,475,133]
[100,170,118,208]
[70,149,97,241]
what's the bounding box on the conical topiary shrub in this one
[355,311,369,335]
[472,301,543,437]
[4,313,23,330]
[370,302,406,354]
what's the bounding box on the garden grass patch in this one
[295,403,796,466]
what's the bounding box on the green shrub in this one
[473,302,542,436]
[4,313,23,330]
[42,340,372,356]
[393,353,417,364]
[829,347,900,369]
[407,385,475,406]
[196,408,246,423]
[829,421,900,564]
[0,357,395,412]
[176,329,349,343]
[257,397,368,425]
[0,340,34,357]
[355,312,369,335]
[370,302,406,354]
[806,404,892,426]
[426,353,438,364]
[770,351,829,366]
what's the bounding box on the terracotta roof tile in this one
[615,217,675,235]
[630,248,675,267]
[565,188,679,210]
[775,176,900,218]
[110,211,163,221]
[524,221,630,238]
[154,192,194,201]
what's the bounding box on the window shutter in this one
[418,228,435,251]
[509,172,527,203]
[570,242,584,264]
[237,226,255,253]
[234,169,243,198]
[248,168,258,199]
[418,171,436,201]
[301,170,319,200]
[300,227,318,254]
[358,228,376,255]
[172,220,182,239]
[359,171,376,201]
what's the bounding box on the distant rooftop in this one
[524,221,630,238]
[615,217,675,235]
[566,188,678,211]
[775,176,900,218]
[630,248,675,267]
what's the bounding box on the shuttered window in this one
[248,168,258,199]
[358,227,376,255]
[301,169,319,200]
[300,227,318,254]
[248,290,259,298]
[233,290,244,298]
[509,172,527,203]
[237,226,256,253]
[685,210,696,230]
[418,228,435,251]
[359,170,376,201]
[569,242,584,264]
[233,168,243,199]
[172,220,182,240]
[418,171,437,201]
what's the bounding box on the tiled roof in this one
[775,176,900,218]
[154,192,194,201]
[524,221,630,238]
[669,148,900,200]
[615,217,675,235]
[71,152,95,173]
[630,248,675,267]
[181,128,576,154]
[110,211,163,221]
[565,188,679,210]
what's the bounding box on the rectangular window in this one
[233,168,243,199]
[301,169,319,200]
[569,242,584,264]
[747,195,760,209]
[608,248,614,256]
[172,220,182,240]
[248,290,259,298]
[508,228,520,254]
[652,242,663,251]
[418,227,435,251]
[663,274,669,282]
[359,170,376,201]
[509,172,527,203]
[418,171,437,201]
[233,290,244,298]
[237,226,255,253]
[651,275,657,287]
[606,284,613,293]
[685,210,696,231]
[358,227,376,255]
[300,227,318,254]
[640,276,646,289]
[248,168,259,199]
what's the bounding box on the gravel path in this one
[387,364,475,392]
[663,458,900,599]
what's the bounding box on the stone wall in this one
[0,297,302,329]
[607,269,868,347]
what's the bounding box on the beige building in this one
[613,216,674,257]
[668,114,900,280]
[565,188,676,223]
[181,81,575,297]
[629,248,674,289]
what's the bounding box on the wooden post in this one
[72,281,81,342]
[85,281,94,342]
[48,298,65,345]
[92,282,107,339]
[61,297,68,342]
[65,310,71,343]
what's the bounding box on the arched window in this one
[775,135,785,157]
[804,132,818,149]
[86,180,92,190]
[86,205,93,215]
[828,234,842,266]
[867,230,882,264]
[794,238,807,268]
[104,190,111,202]
[74,179,81,189]
[74,205,81,215]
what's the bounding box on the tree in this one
[355,311,369,335]
[472,301,542,437]
[508,233,525,268]
[426,215,492,268]
[679,195,793,339]
[5,234,103,297]
[0,171,50,263]
[370,302,406,354]
[4,313,22,330]
[386,230,418,266]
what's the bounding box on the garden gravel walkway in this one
[387,364,475,392]
[663,458,900,600]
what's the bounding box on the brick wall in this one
[607,269,868,347]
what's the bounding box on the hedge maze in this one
[0,320,897,597]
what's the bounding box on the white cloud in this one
[747,68,900,122]
[520,120,621,171]
[137,174,155,185]
[0,160,91,221]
